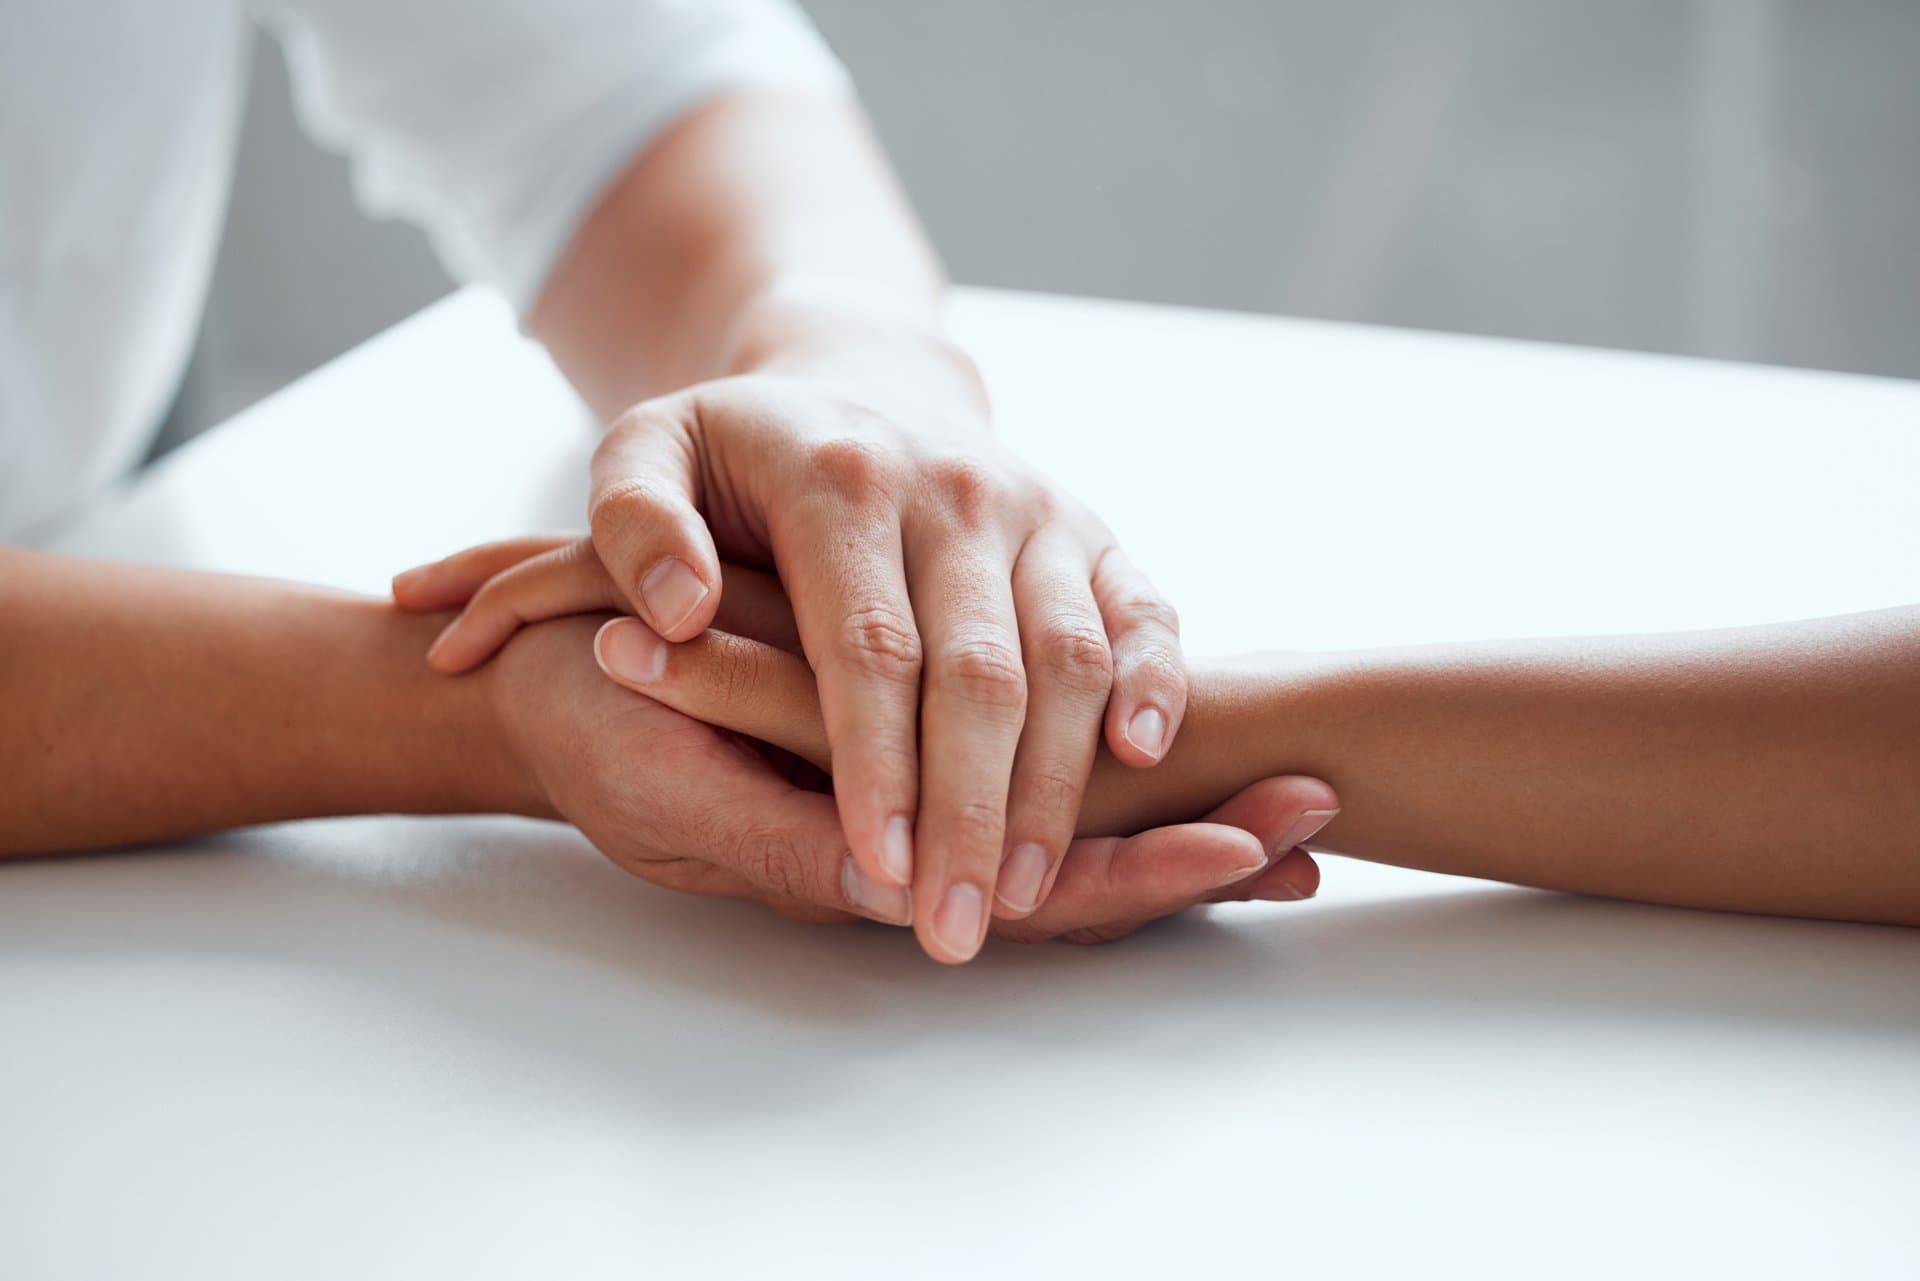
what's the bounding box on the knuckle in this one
[942,797,1009,850]
[807,437,899,502]
[1115,592,1181,637]
[588,477,668,546]
[733,825,818,902]
[708,637,764,707]
[1021,484,1062,524]
[837,606,924,682]
[1037,622,1114,694]
[1021,760,1086,820]
[938,637,1027,709]
[924,456,1004,523]
[1118,643,1186,694]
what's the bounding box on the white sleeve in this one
[253,0,850,316]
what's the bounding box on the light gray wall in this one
[180,1,1920,438]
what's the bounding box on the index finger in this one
[588,401,724,642]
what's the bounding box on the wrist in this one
[720,283,990,418]
[477,617,624,823]
[466,659,558,822]
[368,602,553,820]
[1078,653,1347,836]
[474,658,561,823]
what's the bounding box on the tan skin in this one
[6,87,1337,955]
[0,550,1333,946]
[407,535,1920,928]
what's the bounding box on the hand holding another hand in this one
[403,345,1197,961]
[396,542,1336,956]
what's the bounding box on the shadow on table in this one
[6,816,1917,1120]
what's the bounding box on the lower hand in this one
[481,613,1330,948]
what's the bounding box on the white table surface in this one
[8,287,1920,1279]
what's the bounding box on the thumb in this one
[589,398,723,641]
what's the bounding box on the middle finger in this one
[994,525,1113,919]
[904,515,1027,964]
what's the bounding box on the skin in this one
[0,549,1337,947]
[4,86,1325,960]
[410,537,1920,926]
[525,88,1207,962]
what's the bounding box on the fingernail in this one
[1125,706,1168,761]
[879,815,914,886]
[933,883,986,961]
[842,855,912,926]
[1212,849,1272,890]
[1274,808,1340,855]
[1252,880,1314,902]
[390,565,429,596]
[995,842,1049,914]
[595,619,667,684]
[640,558,710,635]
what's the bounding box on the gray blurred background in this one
[172,0,1920,441]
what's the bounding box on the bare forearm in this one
[0,551,532,856]
[531,88,966,416]
[1084,608,1920,925]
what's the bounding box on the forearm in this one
[531,88,977,416]
[1083,608,1920,925]
[0,551,535,856]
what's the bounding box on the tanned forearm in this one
[1080,607,1920,925]
[0,550,535,856]
[531,87,972,416]
[553,587,1920,926]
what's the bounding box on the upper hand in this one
[411,358,1192,964]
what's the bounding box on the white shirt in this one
[0,0,846,543]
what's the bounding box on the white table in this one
[9,288,1920,1278]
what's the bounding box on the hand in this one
[482,613,1331,948]
[404,347,1191,963]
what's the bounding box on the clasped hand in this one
[394,369,1335,961]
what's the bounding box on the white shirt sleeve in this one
[253,0,850,317]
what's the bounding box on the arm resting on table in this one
[630,605,1920,926]
[0,550,537,856]
[1100,607,1920,926]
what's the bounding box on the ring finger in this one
[994,526,1113,919]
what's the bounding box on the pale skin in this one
[4,85,1291,959]
[0,549,1335,946]
[408,535,1920,927]
[529,88,1209,962]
